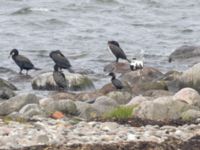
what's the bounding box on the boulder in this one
[169,45,200,62]
[143,90,173,98]
[181,109,200,121]
[0,87,15,100]
[0,78,17,90]
[104,62,130,74]
[161,71,182,93]
[50,92,76,101]
[107,91,132,104]
[32,72,95,91]
[126,96,152,106]
[179,63,200,92]
[134,96,192,121]
[0,94,39,115]
[122,67,163,85]
[75,101,99,120]
[41,99,77,115]
[75,96,118,120]
[173,88,200,107]
[19,104,44,118]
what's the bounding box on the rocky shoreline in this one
[1,46,200,149]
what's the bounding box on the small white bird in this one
[130,58,143,71]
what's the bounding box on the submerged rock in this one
[0,94,39,115]
[31,72,95,91]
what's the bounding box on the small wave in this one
[11,7,49,15]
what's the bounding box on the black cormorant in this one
[53,65,68,90]
[49,50,74,73]
[107,41,130,63]
[9,49,40,75]
[108,72,123,89]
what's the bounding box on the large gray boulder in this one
[0,94,39,115]
[179,63,200,92]
[106,91,132,105]
[19,104,44,118]
[32,72,95,91]
[75,96,119,120]
[41,99,77,115]
[173,88,200,108]
[134,96,192,121]
[169,45,200,62]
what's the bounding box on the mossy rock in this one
[140,81,168,91]
[32,72,95,91]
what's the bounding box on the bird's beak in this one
[8,55,11,58]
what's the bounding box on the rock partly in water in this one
[179,63,200,92]
[174,88,200,108]
[0,78,17,90]
[41,99,77,116]
[0,94,39,115]
[107,91,132,105]
[32,72,95,91]
[135,96,192,121]
[169,45,200,62]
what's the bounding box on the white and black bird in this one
[9,49,40,75]
[53,65,68,90]
[108,72,123,89]
[130,58,143,71]
[50,50,74,73]
[107,41,130,63]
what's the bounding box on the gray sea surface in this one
[0,0,200,95]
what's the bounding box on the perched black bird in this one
[108,72,123,89]
[49,50,74,73]
[107,41,130,63]
[9,49,40,75]
[53,65,68,90]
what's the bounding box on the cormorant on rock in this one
[130,58,143,71]
[53,65,68,90]
[9,49,40,75]
[49,50,74,73]
[108,72,123,89]
[107,41,130,63]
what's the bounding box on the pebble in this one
[0,118,200,149]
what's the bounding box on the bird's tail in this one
[68,67,75,73]
[34,67,41,70]
[126,58,131,63]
